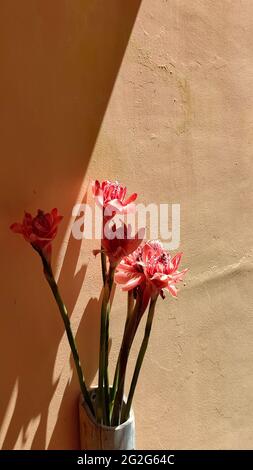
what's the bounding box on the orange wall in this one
[1,0,253,449]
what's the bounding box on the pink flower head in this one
[115,240,188,313]
[92,180,137,217]
[10,208,63,261]
[93,224,145,268]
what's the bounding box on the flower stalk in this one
[122,295,158,422]
[111,293,143,425]
[97,264,115,425]
[110,290,134,414]
[101,249,107,286]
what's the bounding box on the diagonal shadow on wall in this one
[0,0,142,449]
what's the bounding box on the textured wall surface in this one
[1,0,253,449]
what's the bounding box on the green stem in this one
[104,266,114,424]
[40,254,94,417]
[127,291,134,325]
[111,293,143,426]
[110,360,119,417]
[103,303,111,424]
[110,291,134,415]
[97,291,107,424]
[97,264,115,425]
[101,249,107,286]
[123,296,158,422]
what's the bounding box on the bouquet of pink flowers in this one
[11,180,187,429]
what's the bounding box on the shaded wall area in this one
[0,0,141,449]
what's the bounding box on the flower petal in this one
[116,263,137,273]
[93,249,102,257]
[114,271,130,284]
[123,193,137,205]
[167,283,178,297]
[171,252,183,272]
[92,180,100,196]
[120,274,144,291]
[10,223,23,234]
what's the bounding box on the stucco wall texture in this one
[1,0,253,450]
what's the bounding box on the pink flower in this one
[93,224,144,268]
[92,180,137,217]
[10,208,63,261]
[115,240,188,312]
